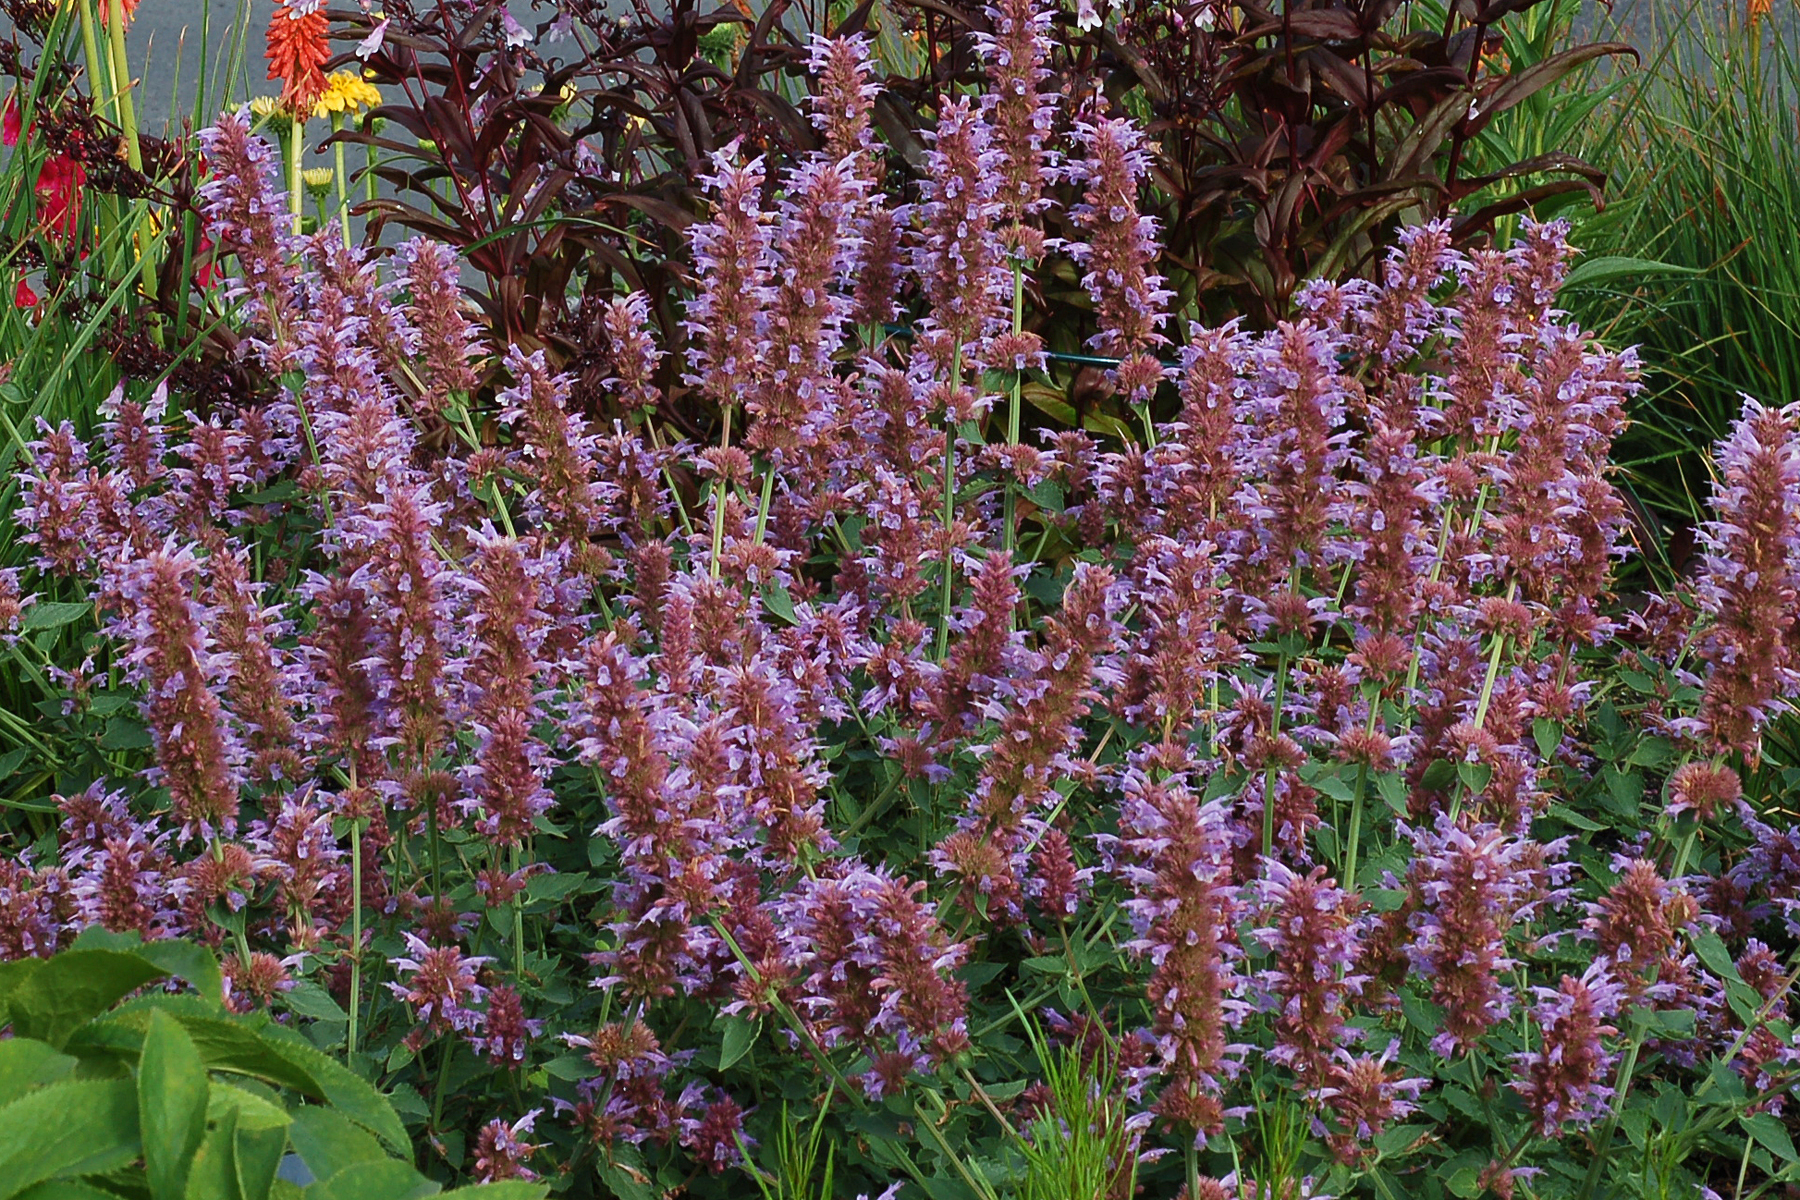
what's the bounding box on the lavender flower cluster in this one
[5,0,1800,1191]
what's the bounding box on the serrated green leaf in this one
[0,1039,75,1104]
[100,718,154,751]
[522,871,590,906]
[141,1010,211,1200]
[1744,1113,1799,1163]
[1532,717,1562,761]
[20,601,90,632]
[1419,759,1456,792]
[304,1160,436,1200]
[595,1158,657,1200]
[136,942,224,1012]
[760,584,798,626]
[211,1082,293,1131]
[13,1182,120,1200]
[258,1029,408,1154]
[1374,771,1409,816]
[718,1015,759,1071]
[1690,926,1743,984]
[437,1185,547,1200]
[281,982,348,1024]
[236,1120,289,1200]
[287,1108,387,1184]
[0,1079,141,1198]
[185,1105,240,1200]
[8,949,168,1048]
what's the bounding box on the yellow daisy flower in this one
[314,71,383,119]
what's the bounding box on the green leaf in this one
[210,1082,293,1132]
[0,1079,141,1198]
[141,1010,211,1200]
[286,1108,388,1184]
[235,1121,289,1200]
[281,982,348,1024]
[20,602,90,632]
[100,718,155,751]
[437,1185,548,1200]
[1546,804,1606,831]
[13,1183,121,1200]
[1744,1113,1800,1163]
[136,942,224,1011]
[717,1015,759,1071]
[1374,771,1409,816]
[184,1105,240,1200]
[257,1028,408,1154]
[1563,255,1700,290]
[594,1158,657,1200]
[0,1040,75,1104]
[1690,926,1744,984]
[304,1160,437,1200]
[522,871,590,906]
[760,584,798,626]
[1419,759,1456,792]
[1446,1166,1482,1198]
[8,949,169,1048]
[306,1161,435,1200]
[1532,717,1562,761]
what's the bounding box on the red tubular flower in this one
[14,278,37,309]
[36,153,86,242]
[265,4,331,113]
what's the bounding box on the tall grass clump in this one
[1567,6,1800,524]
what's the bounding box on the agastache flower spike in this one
[1252,862,1365,1088]
[685,147,774,414]
[977,0,1057,257]
[112,543,246,838]
[808,34,881,165]
[1405,816,1567,1055]
[1511,961,1624,1134]
[473,1111,543,1182]
[206,545,304,784]
[748,155,864,459]
[387,932,490,1038]
[807,35,907,333]
[196,112,302,371]
[1106,758,1247,1140]
[1066,113,1172,403]
[401,237,482,398]
[911,95,1008,362]
[1692,399,1800,756]
[458,531,560,847]
[936,564,1118,919]
[600,292,665,413]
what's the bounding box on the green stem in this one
[78,0,112,124]
[510,842,525,979]
[1262,648,1293,857]
[936,345,962,660]
[430,1036,455,1132]
[1003,262,1024,559]
[104,0,140,173]
[752,462,776,546]
[332,114,352,250]
[365,133,379,206]
[349,815,362,1056]
[709,405,734,579]
[287,114,304,236]
[1344,760,1369,889]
